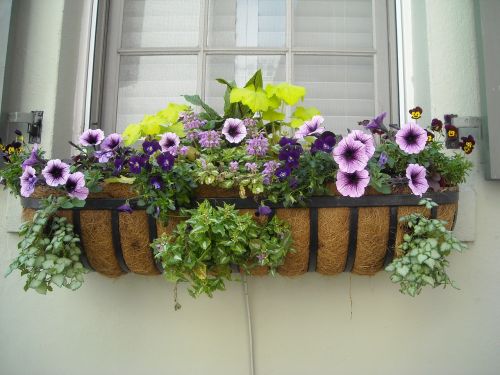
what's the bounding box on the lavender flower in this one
[21,144,39,170]
[156,152,175,172]
[365,112,387,133]
[246,134,269,156]
[129,155,148,174]
[150,176,163,190]
[142,139,161,155]
[159,132,180,154]
[222,118,247,144]
[65,172,89,200]
[378,152,389,167]
[79,129,104,147]
[20,166,37,197]
[336,169,370,198]
[180,112,206,130]
[229,161,239,172]
[243,118,257,128]
[179,146,189,156]
[406,163,429,196]
[101,133,123,151]
[198,130,221,148]
[348,130,375,159]
[294,115,325,139]
[395,123,427,154]
[311,131,336,154]
[245,162,258,173]
[262,160,280,185]
[332,137,369,173]
[42,159,70,186]
[117,203,133,214]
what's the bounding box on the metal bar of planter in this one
[111,210,130,273]
[308,207,319,272]
[344,207,359,272]
[72,210,95,271]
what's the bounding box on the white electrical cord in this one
[242,274,256,375]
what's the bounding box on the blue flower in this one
[142,139,161,155]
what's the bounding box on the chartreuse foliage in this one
[385,199,466,296]
[153,200,293,307]
[6,196,87,294]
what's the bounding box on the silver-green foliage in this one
[385,199,466,297]
[6,197,87,294]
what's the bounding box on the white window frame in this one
[91,0,399,134]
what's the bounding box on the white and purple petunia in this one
[42,159,70,187]
[21,144,39,170]
[395,123,427,154]
[294,115,325,139]
[65,172,89,200]
[336,169,370,198]
[79,128,104,147]
[159,132,180,154]
[20,166,37,197]
[332,136,369,173]
[101,133,123,151]
[406,163,429,196]
[348,130,375,159]
[222,118,247,144]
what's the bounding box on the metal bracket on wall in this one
[7,111,43,144]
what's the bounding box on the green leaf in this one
[265,83,306,106]
[230,85,272,113]
[183,95,221,120]
[244,69,264,89]
[397,265,409,277]
[424,258,436,269]
[104,176,136,185]
[51,274,65,288]
[156,103,189,125]
[262,109,286,122]
[292,106,321,121]
[140,114,162,135]
[163,121,186,138]
[122,123,142,146]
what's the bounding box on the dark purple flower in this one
[256,205,272,217]
[22,144,39,170]
[150,176,163,190]
[65,172,89,200]
[156,152,175,171]
[159,132,180,154]
[366,112,387,133]
[431,118,443,132]
[14,129,22,136]
[222,118,247,143]
[289,177,298,189]
[275,166,291,180]
[336,169,370,198]
[20,166,37,197]
[395,123,427,154]
[246,133,269,156]
[460,135,475,154]
[142,139,161,155]
[377,152,389,167]
[406,163,429,196]
[117,203,133,214]
[444,114,457,125]
[79,129,104,146]
[332,137,369,173]
[129,155,148,174]
[278,137,297,147]
[279,144,303,169]
[114,157,125,175]
[294,115,325,139]
[42,159,70,187]
[95,150,114,163]
[101,133,123,151]
[311,131,336,154]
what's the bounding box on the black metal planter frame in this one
[21,191,459,275]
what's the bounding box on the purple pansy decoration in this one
[336,169,370,198]
[156,152,175,172]
[332,137,369,173]
[117,203,133,214]
[21,144,39,170]
[275,166,291,180]
[101,133,122,151]
[142,139,161,155]
[348,130,375,159]
[159,132,180,154]
[365,112,387,133]
[129,155,148,174]
[311,131,336,154]
[229,161,239,172]
[20,166,37,197]
[65,172,89,200]
[79,129,104,147]
[42,159,70,187]
[378,152,389,167]
[246,134,269,156]
[294,115,325,139]
[198,130,221,148]
[395,123,427,154]
[150,176,163,190]
[222,118,247,144]
[406,163,429,196]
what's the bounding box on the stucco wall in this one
[1,1,499,374]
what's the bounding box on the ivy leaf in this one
[193,264,207,280]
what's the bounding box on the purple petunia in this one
[332,137,369,173]
[336,169,370,198]
[246,134,269,156]
[101,133,123,151]
[222,118,247,144]
[156,152,175,172]
[117,203,133,214]
[129,155,148,174]
[21,144,39,170]
[395,123,427,154]
[311,131,336,154]
[365,112,387,134]
[42,159,70,187]
[65,172,89,200]
[159,132,180,154]
[294,115,325,139]
[378,152,389,167]
[150,176,163,190]
[79,129,104,147]
[142,139,161,155]
[406,163,429,196]
[198,130,221,148]
[229,161,239,172]
[348,130,375,159]
[20,166,37,197]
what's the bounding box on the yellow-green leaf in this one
[290,118,305,129]
[230,85,271,112]
[122,123,142,146]
[104,176,136,184]
[193,264,207,280]
[163,121,186,138]
[292,106,321,121]
[266,83,306,106]
[262,109,285,122]
[140,114,162,135]
[156,103,188,124]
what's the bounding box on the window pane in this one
[293,0,373,49]
[116,55,198,132]
[207,0,286,48]
[121,0,200,48]
[205,55,286,113]
[293,55,374,134]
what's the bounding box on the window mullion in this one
[199,0,209,100]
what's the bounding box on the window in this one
[94,0,397,135]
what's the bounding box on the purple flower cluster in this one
[262,160,279,185]
[96,133,123,163]
[276,137,303,180]
[180,112,206,131]
[311,131,336,154]
[229,161,239,172]
[245,162,258,173]
[198,130,221,148]
[246,133,269,156]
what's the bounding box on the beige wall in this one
[1,1,499,374]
